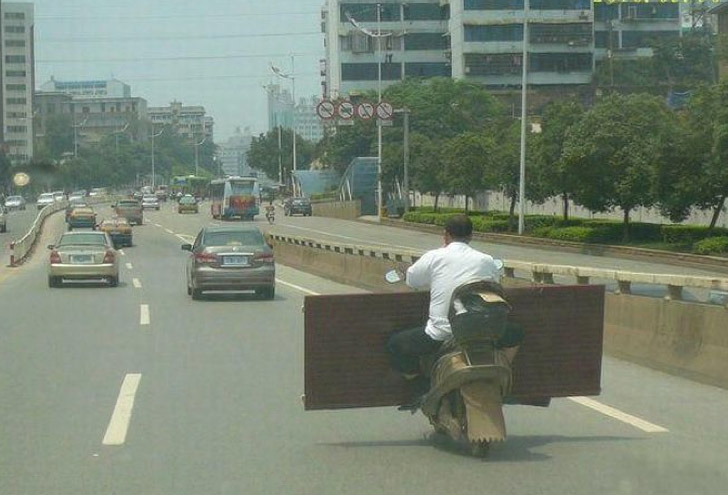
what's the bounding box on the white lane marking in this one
[118,249,126,256]
[275,278,320,296]
[132,278,142,289]
[176,234,195,242]
[277,223,416,250]
[125,262,133,270]
[153,223,161,227]
[164,228,174,234]
[140,304,150,325]
[569,396,668,433]
[102,373,142,446]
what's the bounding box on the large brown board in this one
[304,285,604,410]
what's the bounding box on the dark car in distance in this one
[284,197,312,217]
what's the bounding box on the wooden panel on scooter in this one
[303,285,604,410]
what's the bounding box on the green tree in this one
[532,101,585,220]
[409,133,446,211]
[247,128,314,182]
[562,94,677,240]
[442,132,496,211]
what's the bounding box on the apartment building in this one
[267,84,324,143]
[1,2,34,164]
[322,1,681,100]
[594,1,681,61]
[219,127,253,177]
[148,100,214,141]
[321,0,450,97]
[34,90,150,144]
[449,0,593,87]
[295,95,325,143]
[40,77,131,98]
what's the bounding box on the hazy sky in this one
[32,0,325,141]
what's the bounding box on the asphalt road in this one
[1,204,727,494]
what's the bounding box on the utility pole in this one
[518,0,529,235]
[73,117,87,158]
[377,2,383,219]
[394,107,411,213]
[278,124,283,186]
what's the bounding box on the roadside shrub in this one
[544,226,605,243]
[662,225,728,244]
[694,236,728,255]
[470,217,511,233]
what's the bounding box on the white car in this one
[37,193,56,210]
[4,195,26,210]
[52,191,66,202]
[141,195,160,210]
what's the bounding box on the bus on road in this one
[210,176,260,220]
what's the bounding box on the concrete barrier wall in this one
[604,295,728,388]
[269,233,728,389]
[312,200,361,221]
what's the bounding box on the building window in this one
[529,53,592,72]
[530,23,592,45]
[6,70,26,77]
[465,53,522,76]
[4,39,26,47]
[4,12,26,20]
[404,32,448,50]
[4,25,26,34]
[6,83,27,91]
[7,125,28,133]
[530,0,591,10]
[341,62,402,80]
[7,111,27,118]
[101,103,106,113]
[340,3,401,22]
[404,62,451,77]
[595,4,618,21]
[465,0,524,10]
[82,106,90,114]
[5,55,26,64]
[403,3,448,21]
[595,31,618,49]
[621,30,679,48]
[465,24,523,42]
[47,103,56,114]
[620,3,678,20]
[5,97,27,104]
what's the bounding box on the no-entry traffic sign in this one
[316,100,336,120]
[337,101,355,120]
[356,102,375,120]
[376,101,394,120]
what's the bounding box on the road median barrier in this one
[375,217,728,275]
[267,232,728,389]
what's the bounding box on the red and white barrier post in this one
[9,241,15,266]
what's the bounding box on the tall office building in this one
[148,100,214,141]
[0,2,34,164]
[219,127,253,177]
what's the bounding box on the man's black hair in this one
[445,214,473,241]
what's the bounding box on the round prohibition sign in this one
[337,101,355,120]
[356,102,375,120]
[376,101,394,120]
[316,100,336,120]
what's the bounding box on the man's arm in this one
[406,252,432,290]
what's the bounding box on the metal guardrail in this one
[268,233,728,305]
[8,196,114,266]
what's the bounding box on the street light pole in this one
[377,2,383,219]
[151,126,164,189]
[72,117,88,158]
[518,0,529,235]
[291,55,297,173]
[194,135,207,176]
[394,107,411,214]
[278,124,283,185]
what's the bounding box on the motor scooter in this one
[385,265,522,457]
[265,206,275,224]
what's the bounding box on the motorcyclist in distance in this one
[387,214,502,395]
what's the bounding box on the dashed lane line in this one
[164,228,174,234]
[125,262,133,270]
[569,396,669,433]
[118,249,126,256]
[153,223,162,227]
[132,278,142,289]
[140,304,150,326]
[102,373,142,446]
[275,278,320,296]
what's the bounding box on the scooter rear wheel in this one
[469,440,490,458]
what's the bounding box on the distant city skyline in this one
[31,0,325,142]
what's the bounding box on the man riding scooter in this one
[387,214,519,407]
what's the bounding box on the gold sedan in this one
[98,216,133,248]
[47,231,119,287]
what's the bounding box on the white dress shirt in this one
[406,242,500,341]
